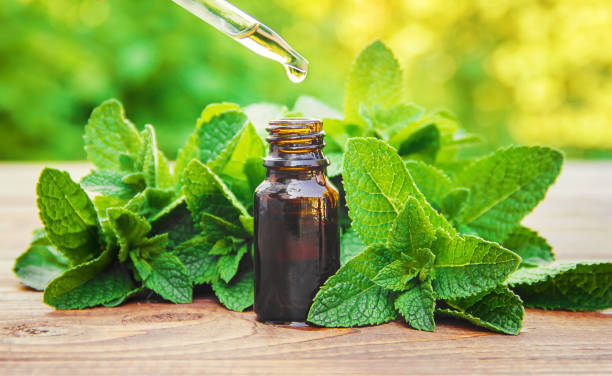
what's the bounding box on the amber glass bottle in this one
[253,118,340,323]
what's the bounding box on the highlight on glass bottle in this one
[253,118,340,323]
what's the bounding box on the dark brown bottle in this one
[254,118,340,323]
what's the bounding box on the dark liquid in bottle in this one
[254,175,339,323]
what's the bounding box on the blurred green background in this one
[1,0,612,160]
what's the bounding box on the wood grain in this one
[0,162,611,375]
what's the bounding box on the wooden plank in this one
[0,162,611,375]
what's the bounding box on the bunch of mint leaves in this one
[14,101,265,311]
[303,41,612,335]
[13,40,612,336]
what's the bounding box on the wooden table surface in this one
[1,162,611,375]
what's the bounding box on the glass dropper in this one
[171,0,309,83]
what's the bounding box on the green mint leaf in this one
[372,248,435,290]
[441,187,470,220]
[130,251,152,280]
[201,212,248,239]
[394,281,436,332]
[359,103,424,139]
[212,270,254,311]
[135,233,168,259]
[404,161,452,211]
[308,244,397,327]
[453,146,563,242]
[502,225,554,267]
[439,287,524,335]
[345,40,403,124]
[325,152,343,177]
[343,138,454,246]
[172,235,219,284]
[107,208,151,262]
[140,124,173,189]
[174,103,246,181]
[396,124,440,163]
[43,248,135,309]
[508,262,612,311]
[340,229,365,266]
[243,157,266,202]
[243,102,288,140]
[80,170,141,200]
[143,253,192,303]
[387,197,436,255]
[372,259,418,291]
[293,95,342,119]
[150,201,199,249]
[37,168,103,265]
[83,99,143,171]
[209,122,265,208]
[102,287,144,307]
[182,159,249,227]
[431,233,521,299]
[124,187,176,221]
[14,232,70,291]
[209,237,236,256]
[217,245,248,283]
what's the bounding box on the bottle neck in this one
[264,118,328,169]
[266,167,326,182]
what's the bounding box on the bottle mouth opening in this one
[264,118,328,168]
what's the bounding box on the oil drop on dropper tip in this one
[171,0,309,83]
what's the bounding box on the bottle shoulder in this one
[256,177,338,200]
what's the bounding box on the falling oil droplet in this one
[284,63,308,83]
[233,23,309,84]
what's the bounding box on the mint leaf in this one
[107,208,151,262]
[431,234,521,299]
[372,259,418,291]
[217,245,248,283]
[80,170,141,200]
[102,287,143,307]
[172,236,218,284]
[150,201,199,249]
[209,122,265,207]
[340,229,365,266]
[502,225,554,267]
[387,197,436,254]
[308,244,397,327]
[441,187,470,220]
[404,161,452,210]
[395,281,435,332]
[293,95,342,119]
[174,103,246,180]
[182,159,249,227]
[439,287,524,335]
[508,262,612,311]
[359,103,423,139]
[453,146,563,242]
[14,233,69,291]
[345,41,403,124]
[243,157,266,203]
[212,270,254,311]
[84,99,142,171]
[37,168,103,265]
[144,253,192,303]
[396,124,440,163]
[243,102,288,140]
[343,138,454,245]
[201,212,248,239]
[373,249,435,290]
[43,248,134,309]
[124,188,177,221]
[140,124,173,189]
